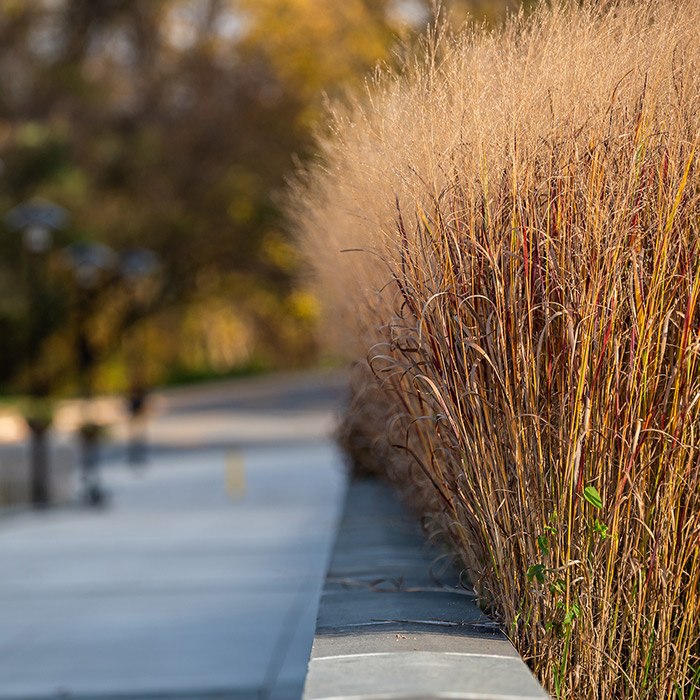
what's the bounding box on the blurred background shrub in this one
[0,0,525,399]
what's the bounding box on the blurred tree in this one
[0,0,286,390]
[0,0,524,395]
[239,0,399,102]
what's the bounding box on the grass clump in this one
[290,1,700,697]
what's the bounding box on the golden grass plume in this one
[290,1,700,696]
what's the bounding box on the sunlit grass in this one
[291,1,700,696]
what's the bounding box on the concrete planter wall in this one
[303,479,550,700]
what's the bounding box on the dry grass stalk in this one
[290,1,700,696]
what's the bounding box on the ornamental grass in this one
[290,1,700,696]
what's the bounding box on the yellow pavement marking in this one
[225,450,246,499]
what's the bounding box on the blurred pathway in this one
[0,370,348,700]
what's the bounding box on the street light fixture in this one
[4,198,69,507]
[6,198,69,256]
[5,198,69,235]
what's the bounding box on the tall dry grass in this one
[290,1,700,697]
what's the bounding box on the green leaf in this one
[537,535,549,556]
[526,563,546,584]
[549,578,566,596]
[593,518,610,539]
[583,485,603,510]
[563,603,581,626]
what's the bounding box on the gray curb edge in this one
[302,479,550,700]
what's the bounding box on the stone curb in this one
[302,479,549,700]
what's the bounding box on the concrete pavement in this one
[0,371,348,700]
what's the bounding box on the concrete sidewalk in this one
[0,373,347,700]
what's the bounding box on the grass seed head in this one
[290,1,700,696]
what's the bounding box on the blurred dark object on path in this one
[126,380,149,465]
[78,421,107,506]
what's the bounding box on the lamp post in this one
[119,248,160,464]
[62,241,116,506]
[4,198,69,507]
